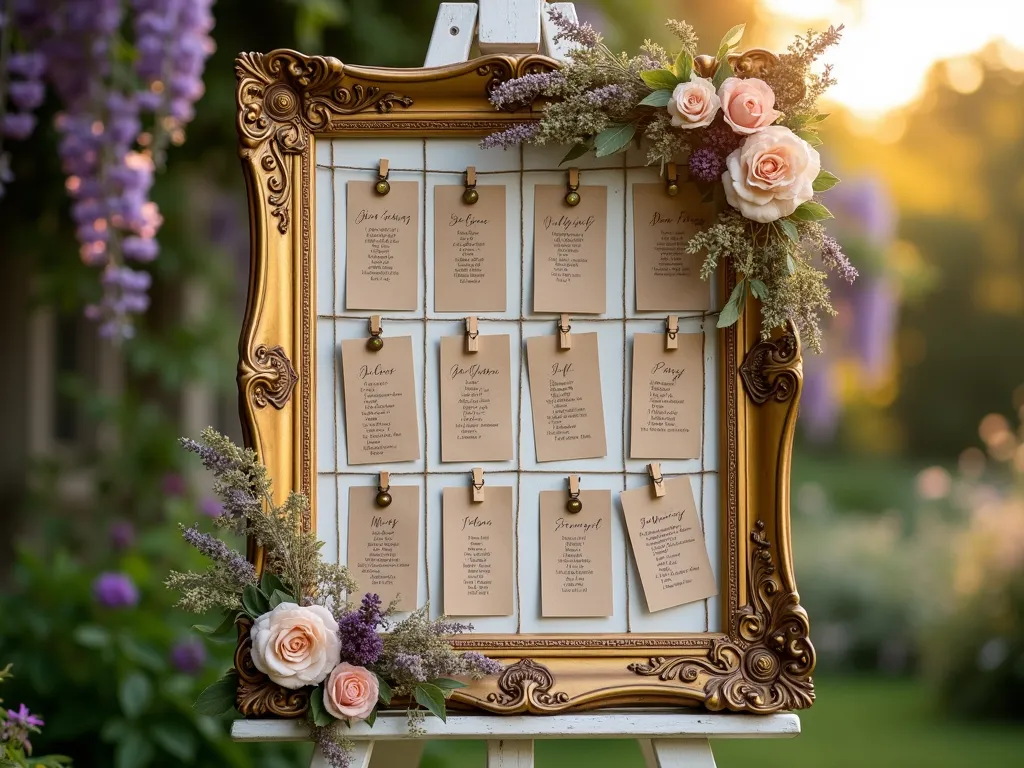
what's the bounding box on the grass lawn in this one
[419,677,1024,767]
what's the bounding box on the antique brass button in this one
[375,490,392,508]
[463,187,479,205]
[667,182,680,196]
[564,190,581,206]
[375,179,391,195]
[366,336,384,352]
[566,497,583,514]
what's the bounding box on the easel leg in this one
[367,740,425,768]
[309,740,374,768]
[648,739,717,768]
[487,738,534,768]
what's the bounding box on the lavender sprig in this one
[546,6,600,48]
[479,122,539,150]
[180,524,257,585]
[489,71,562,109]
[820,235,858,284]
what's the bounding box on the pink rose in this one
[718,77,781,135]
[722,126,820,223]
[250,603,341,690]
[323,662,379,721]
[666,73,720,129]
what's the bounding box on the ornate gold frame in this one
[234,48,813,717]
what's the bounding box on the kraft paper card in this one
[442,485,514,616]
[439,334,514,462]
[632,183,713,311]
[621,477,717,613]
[345,180,419,310]
[629,332,703,459]
[525,332,607,462]
[539,490,613,617]
[340,335,420,464]
[433,185,507,311]
[532,184,607,314]
[347,486,420,611]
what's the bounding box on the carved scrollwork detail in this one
[242,344,298,410]
[236,49,413,233]
[486,659,569,711]
[234,618,309,718]
[629,521,815,713]
[739,322,802,404]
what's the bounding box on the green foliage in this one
[413,683,447,722]
[308,687,333,728]
[639,69,681,90]
[812,170,840,192]
[593,123,635,157]
[716,278,747,328]
[715,23,745,61]
[638,89,672,107]
[790,201,834,222]
[193,672,239,716]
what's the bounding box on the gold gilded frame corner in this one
[234,48,814,718]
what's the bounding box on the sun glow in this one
[759,0,1024,118]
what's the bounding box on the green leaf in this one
[119,672,153,720]
[242,584,270,619]
[717,279,747,329]
[795,128,823,147]
[194,610,238,637]
[716,23,746,60]
[414,683,448,722]
[115,730,154,768]
[268,589,293,609]
[260,571,290,598]
[786,253,797,275]
[640,68,681,90]
[150,723,197,763]
[594,122,635,158]
[748,279,768,301]
[712,58,733,89]
[812,169,840,193]
[375,674,393,705]
[365,707,378,728]
[429,677,469,693]
[560,142,592,164]
[790,201,834,222]
[638,89,673,107]
[671,49,693,82]
[118,635,166,672]
[73,624,111,649]
[778,218,800,243]
[194,671,238,715]
[805,112,830,125]
[309,687,334,727]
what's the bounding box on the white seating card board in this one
[313,137,721,635]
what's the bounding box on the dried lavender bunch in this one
[375,607,503,697]
[767,25,844,119]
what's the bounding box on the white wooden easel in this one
[233,2,802,765]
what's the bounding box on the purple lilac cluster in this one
[314,726,350,768]
[688,147,724,184]
[93,572,140,609]
[6,0,214,338]
[337,593,385,666]
[181,524,257,586]
[1,51,46,142]
[479,122,539,150]
[489,71,562,110]
[169,636,207,675]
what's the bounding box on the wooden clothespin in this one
[375,159,390,195]
[466,316,480,353]
[463,166,479,205]
[366,315,384,352]
[375,471,392,508]
[558,314,572,350]
[566,474,582,513]
[666,315,679,350]
[648,462,666,498]
[666,162,680,196]
[471,467,485,503]
[565,167,581,206]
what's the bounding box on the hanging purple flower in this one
[337,593,384,666]
[169,637,207,675]
[93,572,140,608]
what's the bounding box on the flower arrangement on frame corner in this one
[166,430,502,768]
[484,12,852,352]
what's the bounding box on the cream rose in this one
[323,662,379,721]
[718,77,781,134]
[250,602,341,689]
[666,73,720,129]
[722,126,820,223]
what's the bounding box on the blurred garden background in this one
[2,0,1023,766]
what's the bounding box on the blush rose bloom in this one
[250,602,341,689]
[666,73,720,129]
[718,77,781,135]
[722,126,821,223]
[323,662,379,721]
